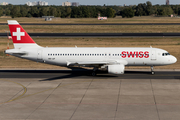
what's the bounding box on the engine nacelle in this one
[108,64,125,74]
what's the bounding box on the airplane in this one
[5,20,177,76]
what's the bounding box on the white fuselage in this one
[6,47,177,67]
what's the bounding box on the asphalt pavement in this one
[0,69,180,120]
[0,69,179,80]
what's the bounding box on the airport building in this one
[26,1,48,6]
[62,1,71,6]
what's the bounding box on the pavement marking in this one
[26,82,62,119]
[0,79,27,104]
[114,79,121,119]
[150,79,160,120]
[69,78,94,120]
[0,78,115,103]
[8,79,94,102]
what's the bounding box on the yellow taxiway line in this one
[0,79,27,104]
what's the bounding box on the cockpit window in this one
[162,53,170,56]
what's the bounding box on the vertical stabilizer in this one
[8,20,40,49]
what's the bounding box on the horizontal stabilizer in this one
[5,49,27,56]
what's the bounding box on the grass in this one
[1,25,180,33]
[1,16,180,23]
[0,37,180,69]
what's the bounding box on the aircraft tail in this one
[8,20,40,49]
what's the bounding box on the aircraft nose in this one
[171,56,177,64]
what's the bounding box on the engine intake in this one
[108,64,125,74]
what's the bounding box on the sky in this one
[1,0,180,5]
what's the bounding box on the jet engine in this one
[108,64,125,74]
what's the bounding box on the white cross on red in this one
[13,28,25,40]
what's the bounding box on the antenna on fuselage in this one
[150,46,152,48]
[75,45,77,48]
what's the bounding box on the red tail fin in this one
[8,20,35,43]
[8,20,40,48]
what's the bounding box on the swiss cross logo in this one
[13,28,25,40]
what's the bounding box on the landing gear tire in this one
[151,71,155,75]
[92,72,96,76]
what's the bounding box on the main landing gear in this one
[151,66,155,75]
[92,67,98,76]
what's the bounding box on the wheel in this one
[92,72,96,76]
[151,71,155,75]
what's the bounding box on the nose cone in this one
[171,56,177,64]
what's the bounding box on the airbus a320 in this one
[5,20,177,76]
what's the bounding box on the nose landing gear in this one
[151,66,155,75]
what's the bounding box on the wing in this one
[67,59,128,67]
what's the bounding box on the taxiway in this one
[0,69,180,120]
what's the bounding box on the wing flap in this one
[67,60,128,66]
